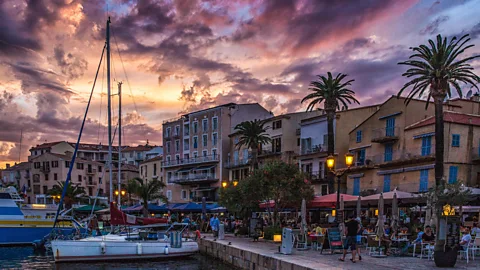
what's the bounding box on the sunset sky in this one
[1,0,480,168]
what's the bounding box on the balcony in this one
[86,168,97,175]
[162,154,219,168]
[300,144,328,156]
[40,166,50,173]
[371,127,400,143]
[306,171,328,184]
[372,148,435,167]
[87,181,98,186]
[173,132,180,138]
[192,196,216,202]
[258,149,281,157]
[170,173,218,185]
[472,147,480,163]
[224,158,250,169]
[296,129,301,136]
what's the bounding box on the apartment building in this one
[121,145,156,166]
[29,141,118,163]
[145,146,163,160]
[139,156,163,183]
[108,163,140,190]
[225,111,323,183]
[297,105,380,195]
[162,103,272,203]
[28,152,105,203]
[345,96,480,195]
[1,162,30,196]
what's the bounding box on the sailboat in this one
[50,18,199,263]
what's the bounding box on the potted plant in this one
[423,181,471,267]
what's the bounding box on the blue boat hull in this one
[0,227,77,246]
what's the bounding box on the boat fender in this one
[137,243,142,255]
[100,242,106,254]
[164,245,169,255]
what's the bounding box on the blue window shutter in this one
[384,144,393,162]
[448,166,458,184]
[386,117,395,136]
[421,136,432,156]
[419,169,429,192]
[356,131,362,143]
[383,175,391,192]
[359,149,366,165]
[452,134,460,147]
[353,178,360,195]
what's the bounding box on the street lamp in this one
[115,190,126,196]
[233,180,239,187]
[222,181,228,188]
[326,153,355,223]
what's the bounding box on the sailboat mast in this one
[106,17,113,202]
[117,82,122,206]
[18,129,23,162]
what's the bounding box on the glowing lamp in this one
[375,209,379,216]
[443,204,455,216]
[345,153,354,168]
[115,190,119,196]
[222,181,228,188]
[151,213,155,217]
[121,190,126,196]
[326,155,335,170]
[273,234,282,242]
[331,209,336,217]
[233,180,239,187]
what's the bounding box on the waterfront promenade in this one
[199,234,480,270]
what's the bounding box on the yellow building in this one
[345,96,480,195]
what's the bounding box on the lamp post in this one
[326,153,354,223]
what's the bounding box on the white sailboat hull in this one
[51,239,199,262]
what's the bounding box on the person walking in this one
[339,215,360,263]
[211,215,220,238]
[355,217,363,261]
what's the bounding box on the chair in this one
[420,241,434,260]
[296,233,308,250]
[458,244,470,263]
[367,236,381,255]
[469,237,480,261]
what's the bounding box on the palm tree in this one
[131,177,167,217]
[49,181,86,209]
[302,72,359,191]
[234,120,272,170]
[125,179,139,206]
[397,34,479,258]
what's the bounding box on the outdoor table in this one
[309,234,324,250]
[391,238,409,256]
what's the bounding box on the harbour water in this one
[0,247,232,270]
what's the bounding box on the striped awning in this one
[413,132,435,139]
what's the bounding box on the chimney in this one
[471,93,480,102]
[6,163,10,168]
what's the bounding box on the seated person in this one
[401,227,423,254]
[422,225,435,244]
[384,224,391,236]
[457,227,472,250]
[471,223,480,235]
[315,224,323,235]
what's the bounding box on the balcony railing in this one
[162,154,219,167]
[170,173,218,185]
[224,158,251,168]
[305,171,328,183]
[371,127,400,143]
[472,147,480,162]
[258,149,281,157]
[301,144,328,155]
[192,197,216,202]
[372,148,435,165]
[87,181,98,186]
[40,166,50,173]
[86,168,97,175]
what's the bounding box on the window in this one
[99,177,102,184]
[243,148,249,162]
[383,175,391,192]
[166,141,171,154]
[140,166,143,176]
[212,133,218,146]
[45,174,49,181]
[34,162,40,169]
[98,166,102,172]
[272,137,282,153]
[165,127,171,138]
[166,190,172,201]
[166,156,171,162]
[386,117,396,136]
[297,138,300,146]
[384,143,393,162]
[353,177,360,195]
[76,163,84,170]
[153,164,157,176]
[357,149,366,165]
[233,150,239,164]
[175,154,180,163]
[88,176,93,184]
[144,165,148,177]
[184,153,190,160]
[65,161,70,168]
[202,134,208,147]
[43,186,48,194]
[193,151,198,158]
[356,130,362,143]
[234,137,239,145]
[421,136,432,156]
[272,120,282,130]
[175,125,180,136]
[193,121,198,134]
[212,149,217,158]
[212,117,218,130]
[54,173,58,181]
[452,134,460,147]
[193,136,198,149]
[184,139,190,151]
[52,161,59,168]
[419,169,429,192]
[167,172,173,183]
[202,150,208,157]
[184,124,190,136]
[78,175,82,182]
[448,166,458,184]
[175,140,180,152]
[202,119,208,132]
[181,190,187,200]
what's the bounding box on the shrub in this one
[263,226,282,240]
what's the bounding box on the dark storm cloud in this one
[52,45,89,81]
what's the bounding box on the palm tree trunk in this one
[433,93,446,253]
[252,147,259,170]
[143,199,149,217]
[326,108,335,194]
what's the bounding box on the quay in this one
[199,235,480,270]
